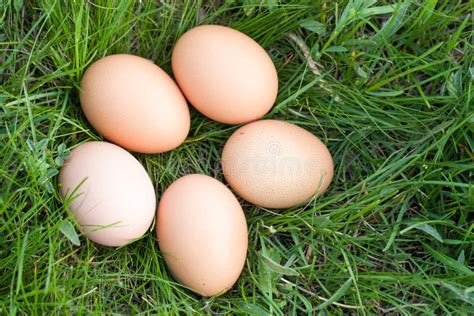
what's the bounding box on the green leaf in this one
[26,139,35,151]
[439,282,474,305]
[401,222,443,242]
[443,239,471,245]
[58,143,66,155]
[311,216,331,226]
[62,151,71,160]
[424,243,473,276]
[366,90,404,97]
[311,42,321,59]
[56,143,71,166]
[37,138,48,151]
[359,5,395,17]
[240,303,270,316]
[263,0,277,10]
[373,1,411,45]
[384,195,412,252]
[299,19,326,35]
[316,277,353,310]
[417,0,438,26]
[14,0,23,13]
[55,157,64,166]
[45,180,54,194]
[357,67,369,79]
[46,168,59,178]
[261,254,299,276]
[416,223,444,242]
[447,14,470,52]
[325,46,347,53]
[457,250,465,265]
[243,0,256,16]
[59,220,81,246]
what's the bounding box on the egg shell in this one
[221,120,334,209]
[156,174,248,296]
[80,54,190,153]
[172,25,278,124]
[59,141,156,247]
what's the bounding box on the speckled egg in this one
[221,120,334,208]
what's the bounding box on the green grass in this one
[1,0,473,314]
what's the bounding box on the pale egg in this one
[59,141,156,247]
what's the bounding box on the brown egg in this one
[221,120,334,209]
[59,141,156,247]
[80,54,190,153]
[172,25,278,124]
[156,174,248,296]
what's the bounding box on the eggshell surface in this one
[156,174,248,296]
[59,141,156,247]
[80,54,190,153]
[221,120,334,208]
[172,25,278,124]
